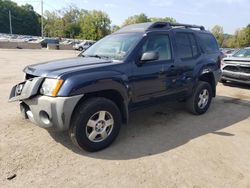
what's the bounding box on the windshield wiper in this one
[85,54,111,60]
[87,54,103,59]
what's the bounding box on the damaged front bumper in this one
[9,77,83,131]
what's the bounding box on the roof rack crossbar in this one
[149,22,205,31]
[169,23,205,30]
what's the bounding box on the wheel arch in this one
[198,72,216,97]
[70,89,129,127]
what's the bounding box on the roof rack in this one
[115,22,205,33]
[149,22,205,31]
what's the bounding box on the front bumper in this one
[9,77,83,131]
[21,95,83,131]
[222,70,250,84]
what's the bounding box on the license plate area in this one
[15,82,26,96]
[9,77,44,102]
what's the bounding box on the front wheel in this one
[69,97,121,152]
[186,81,212,115]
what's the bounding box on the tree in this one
[217,24,250,48]
[43,10,62,37]
[78,10,111,40]
[243,25,250,46]
[44,8,111,39]
[234,27,250,47]
[122,13,176,27]
[111,25,120,33]
[0,0,41,35]
[61,6,81,38]
[211,25,224,47]
[123,13,150,26]
[150,17,176,23]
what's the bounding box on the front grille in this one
[25,73,37,80]
[223,66,238,72]
[223,65,250,74]
[241,67,250,73]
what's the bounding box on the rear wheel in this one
[186,81,212,115]
[69,97,121,152]
[79,47,83,51]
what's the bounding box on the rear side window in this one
[189,35,198,57]
[198,33,219,54]
[176,33,199,59]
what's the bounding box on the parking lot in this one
[0,49,250,188]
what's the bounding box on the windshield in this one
[82,33,143,61]
[233,48,250,58]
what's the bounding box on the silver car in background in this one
[73,40,96,51]
[221,47,250,84]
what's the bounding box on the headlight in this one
[40,78,63,97]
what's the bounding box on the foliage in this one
[44,6,83,38]
[123,13,150,26]
[122,13,176,26]
[78,10,111,40]
[1,0,249,47]
[0,0,41,35]
[212,25,224,46]
[212,24,250,48]
[44,9,111,40]
[111,25,121,33]
[150,17,176,23]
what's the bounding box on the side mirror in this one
[140,51,159,62]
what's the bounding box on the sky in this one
[12,0,250,34]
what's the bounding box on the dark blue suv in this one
[9,22,222,151]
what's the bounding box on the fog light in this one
[39,111,51,125]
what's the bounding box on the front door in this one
[131,33,177,102]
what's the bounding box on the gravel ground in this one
[0,49,250,188]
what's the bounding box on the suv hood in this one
[24,57,115,78]
[224,56,250,64]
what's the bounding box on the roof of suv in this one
[115,22,207,34]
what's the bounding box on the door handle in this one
[169,65,175,71]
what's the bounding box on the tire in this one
[186,81,212,115]
[79,47,83,51]
[69,97,121,152]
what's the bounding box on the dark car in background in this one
[40,38,59,48]
[221,47,250,84]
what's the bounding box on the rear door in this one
[173,32,202,93]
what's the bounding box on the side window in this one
[198,33,219,53]
[142,35,172,61]
[189,34,199,57]
[176,33,193,59]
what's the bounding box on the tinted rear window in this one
[176,33,193,59]
[198,33,219,53]
[189,34,199,57]
[176,33,199,59]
